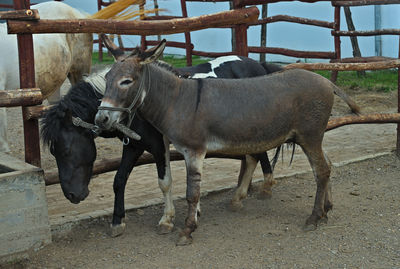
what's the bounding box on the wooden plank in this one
[0,9,39,20]
[0,88,42,107]
[331,56,395,63]
[7,6,259,35]
[332,29,400,36]
[248,46,335,59]
[45,112,400,185]
[45,150,244,186]
[326,113,400,131]
[284,59,400,70]
[332,0,400,6]
[25,105,52,120]
[249,15,334,29]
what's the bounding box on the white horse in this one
[0,1,93,152]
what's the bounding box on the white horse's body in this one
[0,1,93,152]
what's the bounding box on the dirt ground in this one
[2,74,400,268]
[5,154,400,268]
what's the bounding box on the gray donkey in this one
[95,40,360,245]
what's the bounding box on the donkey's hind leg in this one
[231,155,258,211]
[301,143,332,231]
[255,152,277,200]
[156,136,175,234]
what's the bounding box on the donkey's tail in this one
[332,85,361,115]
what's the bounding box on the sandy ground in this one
[2,73,400,268]
[5,153,400,268]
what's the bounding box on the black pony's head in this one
[41,82,100,204]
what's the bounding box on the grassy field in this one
[92,52,398,92]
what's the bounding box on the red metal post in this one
[331,5,341,82]
[180,0,192,66]
[13,0,41,167]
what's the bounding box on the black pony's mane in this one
[41,81,102,148]
[41,62,182,149]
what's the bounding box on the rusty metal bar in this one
[0,88,42,107]
[14,0,41,168]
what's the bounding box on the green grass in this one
[92,51,115,65]
[92,52,209,67]
[315,69,398,92]
[92,52,398,92]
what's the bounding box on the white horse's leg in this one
[46,87,62,104]
[0,107,9,153]
[0,78,10,152]
[230,155,258,211]
[157,136,175,234]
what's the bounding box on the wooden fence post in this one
[13,0,41,167]
[331,5,341,82]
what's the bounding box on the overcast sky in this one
[15,0,400,62]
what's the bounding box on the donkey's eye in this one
[120,79,133,86]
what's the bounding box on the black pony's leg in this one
[255,152,277,199]
[110,145,144,237]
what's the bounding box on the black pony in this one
[41,55,282,236]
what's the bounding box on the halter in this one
[72,116,141,142]
[97,64,150,141]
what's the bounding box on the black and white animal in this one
[95,39,360,245]
[41,44,283,236]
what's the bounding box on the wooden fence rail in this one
[44,112,400,185]
[7,6,259,35]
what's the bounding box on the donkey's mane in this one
[153,60,183,77]
[41,78,103,148]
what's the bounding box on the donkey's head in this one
[95,35,166,131]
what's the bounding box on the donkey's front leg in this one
[111,146,144,237]
[177,150,206,246]
[155,136,175,234]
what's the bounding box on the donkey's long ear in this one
[100,34,125,61]
[139,39,166,65]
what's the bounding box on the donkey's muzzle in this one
[95,110,113,130]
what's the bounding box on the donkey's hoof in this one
[229,200,243,212]
[110,222,126,237]
[176,235,193,246]
[157,223,174,235]
[257,190,273,200]
[319,215,329,225]
[303,214,324,231]
[303,222,317,232]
